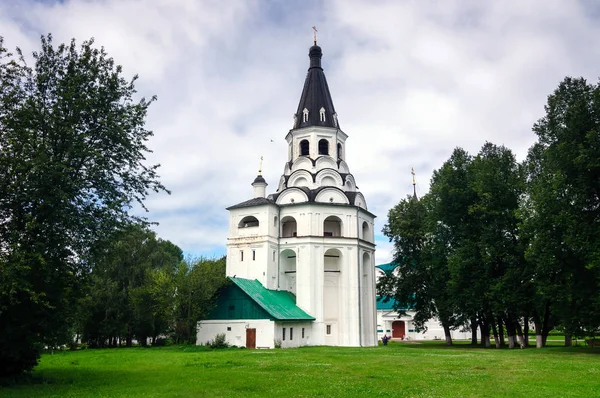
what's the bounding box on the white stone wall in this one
[274,322,313,348]
[376,310,473,341]
[197,319,276,348]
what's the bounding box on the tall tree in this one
[524,77,600,346]
[173,257,228,344]
[0,35,166,376]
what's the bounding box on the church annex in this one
[197,40,377,348]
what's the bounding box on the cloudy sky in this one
[2,0,600,264]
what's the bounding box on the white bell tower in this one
[224,40,377,347]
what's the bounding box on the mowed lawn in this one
[2,341,600,397]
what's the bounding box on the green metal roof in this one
[230,277,315,321]
[376,261,399,275]
[376,295,410,311]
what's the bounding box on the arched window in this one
[337,143,343,160]
[319,107,326,122]
[318,139,329,155]
[303,108,309,123]
[300,140,309,156]
[362,221,370,241]
[281,216,298,237]
[323,216,342,237]
[238,216,259,228]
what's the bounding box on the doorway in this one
[246,328,256,349]
[392,321,405,339]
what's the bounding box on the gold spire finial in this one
[312,26,318,45]
[258,156,263,175]
[411,167,416,186]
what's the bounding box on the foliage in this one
[524,77,600,341]
[0,35,165,376]
[208,334,229,349]
[2,344,600,397]
[172,257,228,344]
[381,76,600,349]
[78,224,182,348]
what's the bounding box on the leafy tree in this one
[524,77,600,346]
[173,257,228,344]
[381,191,458,345]
[80,225,182,347]
[0,35,165,376]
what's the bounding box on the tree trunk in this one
[505,316,515,349]
[514,320,525,349]
[491,316,500,349]
[498,318,505,347]
[480,318,491,348]
[541,301,552,347]
[533,314,543,348]
[470,317,478,345]
[442,322,453,345]
[565,335,572,347]
[523,314,529,347]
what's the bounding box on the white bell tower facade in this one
[225,41,377,347]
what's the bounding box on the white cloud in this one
[2,0,600,262]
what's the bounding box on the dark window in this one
[337,143,342,159]
[252,250,256,261]
[290,328,294,340]
[227,327,231,331]
[326,325,331,335]
[240,250,244,261]
[238,216,259,228]
[319,139,329,155]
[302,328,305,338]
[283,328,286,341]
[324,232,333,237]
[300,140,309,156]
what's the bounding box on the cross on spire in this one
[411,168,418,200]
[312,26,318,45]
[258,156,263,175]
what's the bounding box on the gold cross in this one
[312,26,318,44]
[411,167,416,185]
[259,156,263,174]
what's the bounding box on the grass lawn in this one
[2,341,599,397]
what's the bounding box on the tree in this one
[173,257,228,344]
[0,35,166,376]
[80,225,182,348]
[524,77,600,346]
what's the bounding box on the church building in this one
[196,39,377,348]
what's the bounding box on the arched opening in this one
[324,248,341,344]
[300,140,309,156]
[323,216,342,237]
[362,251,374,345]
[337,143,343,160]
[293,176,309,187]
[362,221,370,241]
[392,321,406,339]
[318,139,329,155]
[281,216,297,238]
[280,249,297,294]
[321,176,336,187]
[238,216,259,228]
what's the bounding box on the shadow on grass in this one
[384,340,600,355]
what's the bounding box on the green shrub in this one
[209,334,229,349]
[153,338,172,347]
[274,339,282,349]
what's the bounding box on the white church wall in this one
[275,322,313,348]
[197,319,276,348]
[376,310,473,342]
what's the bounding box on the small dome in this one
[252,175,266,185]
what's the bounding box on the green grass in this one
[2,341,600,397]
